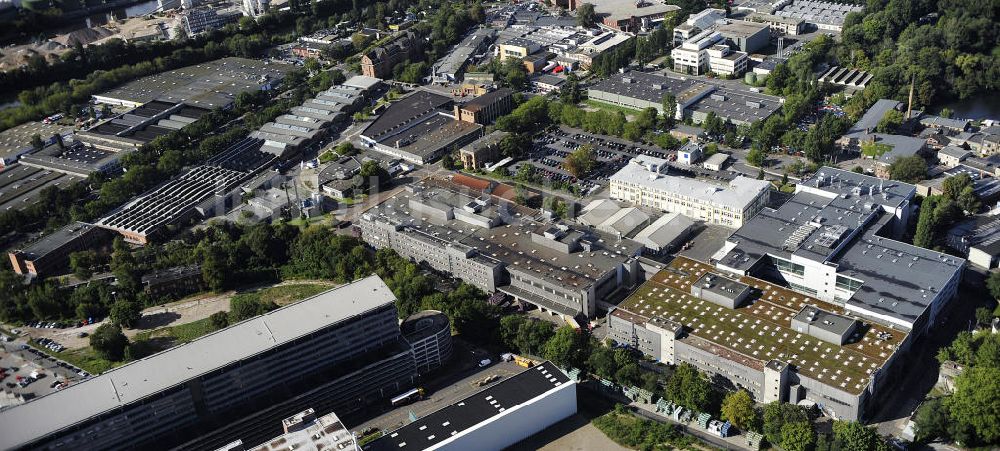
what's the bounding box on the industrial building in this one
[714,167,964,333]
[579,199,652,238]
[359,178,643,318]
[367,361,577,451]
[459,130,508,170]
[432,27,496,84]
[8,221,111,277]
[0,276,421,451]
[0,121,73,168]
[182,4,242,35]
[359,91,484,164]
[454,88,514,125]
[96,137,276,244]
[818,66,873,92]
[361,31,424,79]
[631,212,696,254]
[556,0,680,32]
[609,156,772,228]
[141,264,204,299]
[217,408,357,451]
[608,255,910,421]
[736,0,862,32]
[494,24,632,70]
[588,71,782,126]
[401,310,454,374]
[92,57,290,109]
[946,215,1000,269]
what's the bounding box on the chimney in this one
[906,74,915,120]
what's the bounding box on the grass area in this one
[253,283,332,306]
[592,407,694,450]
[286,214,331,227]
[135,316,217,344]
[584,99,644,116]
[49,346,121,375]
[861,142,892,158]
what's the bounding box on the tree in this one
[209,311,230,330]
[781,421,816,451]
[665,363,715,412]
[110,237,140,295]
[913,196,939,248]
[747,147,767,167]
[563,145,596,178]
[109,300,142,329]
[69,250,98,279]
[357,160,390,191]
[988,271,1000,300]
[661,94,676,123]
[90,323,129,361]
[560,73,582,104]
[975,306,995,325]
[543,326,587,368]
[832,421,886,451]
[720,390,757,430]
[913,397,950,444]
[576,3,597,27]
[229,294,268,322]
[888,155,927,183]
[763,402,810,446]
[942,173,973,201]
[946,367,1000,445]
[201,246,229,292]
[30,133,44,149]
[876,109,904,133]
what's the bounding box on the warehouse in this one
[360,91,484,164]
[367,361,576,451]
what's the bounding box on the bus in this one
[390,387,424,407]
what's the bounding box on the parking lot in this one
[510,126,676,195]
[0,339,86,402]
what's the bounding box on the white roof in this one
[579,199,621,226]
[703,152,730,166]
[611,157,771,209]
[599,207,651,237]
[0,276,396,450]
[634,212,696,249]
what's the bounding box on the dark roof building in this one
[8,222,111,277]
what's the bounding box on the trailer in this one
[390,387,424,407]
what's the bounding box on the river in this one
[936,92,1000,121]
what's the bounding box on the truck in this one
[390,387,424,407]
[514,355,536,368]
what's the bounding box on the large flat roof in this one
[614,256,906,394]
[0,276,397,450]
[367,361,570,451]
[611,156,772,210]
[591,0,680,21]
[18,221,99,260]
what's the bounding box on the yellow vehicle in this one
[514,355,536,368]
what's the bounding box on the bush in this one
[90,323,129,361]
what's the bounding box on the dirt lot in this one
[509,414,630,451]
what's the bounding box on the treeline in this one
[837,0,1000,107]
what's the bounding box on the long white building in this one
[609,157,771,228]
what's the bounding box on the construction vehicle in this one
[514,355,536,368]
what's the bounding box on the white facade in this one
[609,157,771,227]
[432,380,577,451]
[706,45,748,76]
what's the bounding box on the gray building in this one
[715,20,770,53]
[0,276,420,451]
[359,179,642,318]
[608,256,911,421]
[588,71,782,126]
[401,310,454,374]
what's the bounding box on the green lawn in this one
[254,283,332,306]
[50,346,121,375]
[584,99,644,116]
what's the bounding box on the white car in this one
[478,359,492,368]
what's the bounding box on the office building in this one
[360,91,483,164]
[367,361,576,451]
[588,71,781,126]
[610,156,771,227]
[459,130,509,170]
[454,88,514,125]
[402,310,454,374]
[359,178,643,318]
[361,31,424,79]
[608,256,910,421]
[8,222,111,277]
[216,408,358,451]
[715,20,770,53]
[0,276,420,451]
[715,167,964,333]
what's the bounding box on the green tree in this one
[110,237,140,295]
[889,155,927,183]
[988,271,1000,300]
[209,311,230,330]
[109,300,142,329]
[946,367,1000,445]
[229,294,270,322]
[763,402,809,446]
[69,250,98,279]
[942,174,973,201]
[543,326,587,368]
[832,421,885,451]
[913,196,939,248]
[747,147,767,167]
[30,133,44,149]
[665,363,715,412]
[975,306,995,325]
[90,323,129,361]
[576,3,597,27]
[781,421,816,451]
[661,94,676,123]
[720,390,757,430]
[357,160,390,191]
[913,397,950,444]
[876,109,904,133]
[563,145,597,178]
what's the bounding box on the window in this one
[836,275,863,292]
[771,256,804,276]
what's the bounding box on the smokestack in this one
[906,74,915,120]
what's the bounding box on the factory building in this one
[609,156,772,228]
[608,256,910,421]
[0,276,420,451]
[8,222,112,277]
